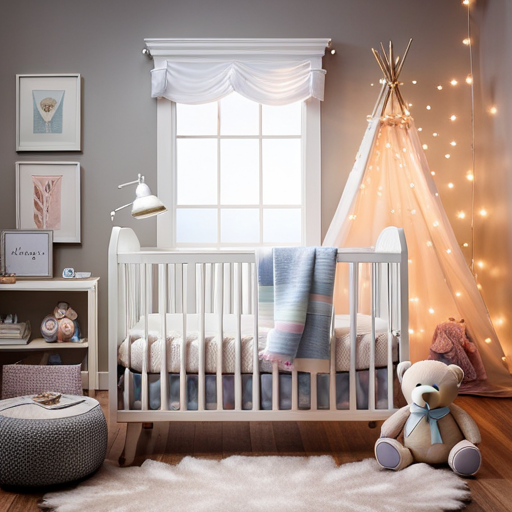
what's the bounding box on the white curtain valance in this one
[145,38,331,106]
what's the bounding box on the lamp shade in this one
[130,181,167,219]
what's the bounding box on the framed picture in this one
[16,74,81,151]
[16,162,81,243]
[1,230,53,278]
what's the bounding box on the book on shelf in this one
[0,322,31,345]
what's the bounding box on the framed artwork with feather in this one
[16,162,81,243]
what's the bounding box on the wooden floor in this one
[1,392,511,511]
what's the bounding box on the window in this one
[173,93,305,247]
[146,38,330,248]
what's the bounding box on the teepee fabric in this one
[324,43,512,396]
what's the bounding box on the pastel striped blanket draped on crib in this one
[257,247,337,369]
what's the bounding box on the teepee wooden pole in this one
[396,38,413,79]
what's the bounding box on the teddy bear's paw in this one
[448,440,481,477]
[375,438,413,470]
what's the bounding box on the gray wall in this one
[1,0,495,373]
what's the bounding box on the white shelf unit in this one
[0,278,99,394]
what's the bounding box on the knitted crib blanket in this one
[257,247,337,369]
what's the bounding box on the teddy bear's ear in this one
[397,361,412,384]
[448,364,464,386]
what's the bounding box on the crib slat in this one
[349,262,358,411]
[387,263,395,409]
[141,263,150,411]
[216,263,224,410]
[234,262,242,411]
[272,362,279,411]
[252,262,260,411]
[198,263,206,412]
[329,308,336,411]
[159,264,168,411]
[180,263,187,410]
[368,263,376,412]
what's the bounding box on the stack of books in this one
[0,321,31,345]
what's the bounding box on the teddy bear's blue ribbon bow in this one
[405,403,450,444]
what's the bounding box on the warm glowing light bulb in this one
[437,85,443,90]
[490,106,498,115]
[485,338,492,344]
[450,115,457,121]
[433,132,439,137]
[466,173,474,181]
[457,212,465,219]
[426,105,431,110]
[450,79,458,86]
[456,292,462,297]
[418,127,423,132]
[445,154,451,159]
[433,221,439,227]
[463,243,469,247]
[466,75,473,84]
[422,144,428,150]
[448,183,454,188]
[480,209,487,216]
[463,0,469,5]
[477,283,482,290]
[385,142,391,148]
[446,249,452,254]
[431,171,436,176]
[409,329,414,334]
[463,38,471,45]
[450,141,457,146]
[429,308,435,314]
[478,261,484,268]
[412,80,417,85]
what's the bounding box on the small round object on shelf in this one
[62,268,75,279]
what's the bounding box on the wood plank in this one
[160,422,196,466]
[272,421,305,456]
[249,421,277,455]
[297,421,332,456]
[222,422,252,456]
[0,489,16,511]
[194,421,223,460]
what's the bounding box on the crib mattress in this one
[117,313,398,374]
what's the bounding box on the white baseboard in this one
[98,371,109,390]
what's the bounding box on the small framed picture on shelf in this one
[16,161,81,243]
[1,230,53,278]
[16,74,81,151]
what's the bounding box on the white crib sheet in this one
[117,313,398,374]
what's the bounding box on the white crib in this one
[108,226,409,462]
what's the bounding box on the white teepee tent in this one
[324,41,512,396]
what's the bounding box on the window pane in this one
[262,139,301,205]
[220,139,259,205]
[220,93,259,135]
[263,209,301,244]
[262,101,301,136]
[176,209,217,244]
[177,139,217,205]
[221,209,259,243]
[176,102,217,135]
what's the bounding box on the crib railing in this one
[108,226,408,425]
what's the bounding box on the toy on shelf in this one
[375,359,482,477]
[41,302,81,343]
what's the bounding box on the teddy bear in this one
[374,360,482,477]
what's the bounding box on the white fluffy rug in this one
[40,456,470,512]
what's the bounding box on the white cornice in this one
[144,38,332,59]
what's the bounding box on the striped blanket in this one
[257,247,337,369]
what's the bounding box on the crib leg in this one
[119,422,143,466]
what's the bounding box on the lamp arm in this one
[117,174,144,189]
[110,202,133,221]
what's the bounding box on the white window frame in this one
[146,38,329,248]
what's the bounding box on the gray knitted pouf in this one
[0,395,107,487]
